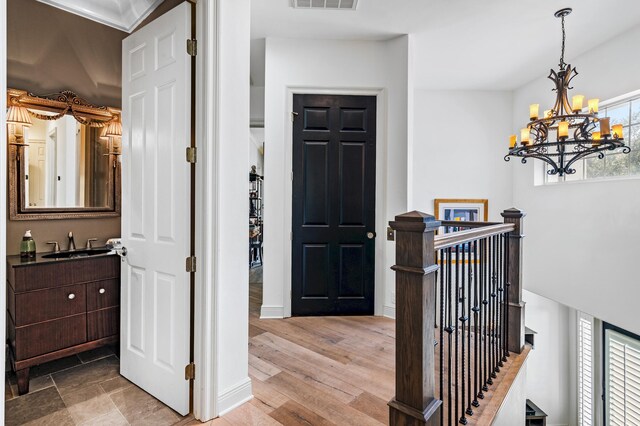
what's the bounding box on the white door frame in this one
[193,0,216,420]
[0,0,229,421]
[1,0,8,422]
[282,87,388,318]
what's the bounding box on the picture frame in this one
[434,198,488,223]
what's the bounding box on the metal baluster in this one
[454,245,460,425]
[466,240,474,418]
[491,235,498,379]
[440,249,446,425]
[472,239,481,407]
[504,234,511,361]
[482,237,489,393]
[459,243,468,425]
[487,236,497,385]
[446,246,454,426]
[497,235,504,369]
[488,236,495,385]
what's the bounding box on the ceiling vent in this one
[291,0,358,10]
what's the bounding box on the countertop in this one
[6,248,117,268]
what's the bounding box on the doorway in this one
[291,94,376,316]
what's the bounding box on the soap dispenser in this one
[20,230,36,259]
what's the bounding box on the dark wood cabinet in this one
[6,253,120,395]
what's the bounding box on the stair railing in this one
[388,208,526,426]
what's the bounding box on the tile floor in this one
[5,345,187,425]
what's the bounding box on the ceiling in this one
[251,0,640,90]
[35,0,164,32]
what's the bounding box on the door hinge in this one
[186,147,197,164]
[186,39,197,56]
[290,171,293,181]
[185,362,195,380]
[186,256,197,273]
[290,231,293,241]
[291,111,299,122]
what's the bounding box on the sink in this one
[41,248,113,259]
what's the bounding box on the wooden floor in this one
[196,267,529,426]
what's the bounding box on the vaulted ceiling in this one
[251,0,640,90]
[35,0,164,32]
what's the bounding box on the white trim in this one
[260,305,285,319]
[577,311,595,426]
[282,87,388,318]
[1,0,7,422]
[383,305,396,319]
[35,0,164,33]
[216,377,253,416]
[193,0,217,420]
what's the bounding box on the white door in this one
[121,2,192,415]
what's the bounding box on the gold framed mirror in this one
[7,89,121,220]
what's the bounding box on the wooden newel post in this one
[501,208,526,354]
[388,211,442,426]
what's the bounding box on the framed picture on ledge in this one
[434,198,488,223]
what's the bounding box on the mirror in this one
[7,89,121,220]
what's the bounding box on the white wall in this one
[250,86,264,126]
[249,127,264,175]
[494,360,527,426]
[262,36,409,318]
[409,90,514,220]
[512,25,640,337]
[210,0,252,415]
[523,290,573,426]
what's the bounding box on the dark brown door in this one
[291,94,376,316]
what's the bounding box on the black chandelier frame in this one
[504,8,630,176]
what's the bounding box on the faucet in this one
[85,238,98,249]
[46,241,60,252]
[67,232,76,251]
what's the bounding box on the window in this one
[546,93,640,183]
[578,312,594,426]
[604,324,640,425]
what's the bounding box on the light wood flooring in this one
[199,267,530,426]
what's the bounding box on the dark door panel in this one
[292,94,376,316]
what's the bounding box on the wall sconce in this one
[6,105,32,146]
[6,105,33,162]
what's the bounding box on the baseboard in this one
[217,377,253,416]
[260,305,284,319]
[383,305,396,319]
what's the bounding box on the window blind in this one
[578,312,594,426]
[605,329,640,425]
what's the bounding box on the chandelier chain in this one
[559,15,566,70]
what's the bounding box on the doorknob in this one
[367,231,376,239]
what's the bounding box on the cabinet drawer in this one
[14,314,87,360]
[87,307,119,341]
[87,279,120,311]
[11,255,120,292]
[14,284,86,326]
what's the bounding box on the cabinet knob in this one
[99,288,106,294]
[68,293,76,300]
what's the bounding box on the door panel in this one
[292,94,376,316]
[121,2,191,415]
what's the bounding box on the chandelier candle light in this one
[505,8,630,176]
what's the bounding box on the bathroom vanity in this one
[6,252,120,395]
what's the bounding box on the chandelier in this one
[505,8,630,176]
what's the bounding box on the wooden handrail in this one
[434,223,515,251]
[440,220,501,228]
